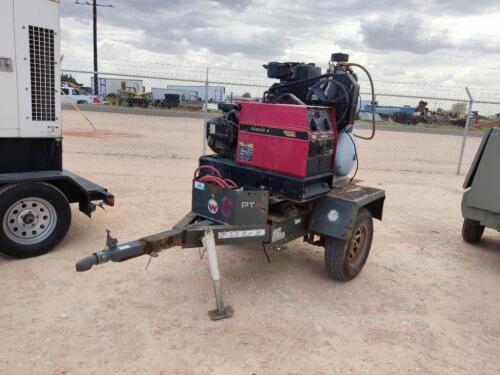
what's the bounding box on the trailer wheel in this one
[0,183,71,258]
[324,208,373,281]
[462,218,484,243]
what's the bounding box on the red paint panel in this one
[238,101,309,130]
[237,132,309,177]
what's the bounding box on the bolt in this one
[26,116,29,120]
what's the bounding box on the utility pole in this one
[74,1,113,95]
[93,0,98,95]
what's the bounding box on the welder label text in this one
[239,142,254,161]
[240,124,308,140]
[218,229,266,239]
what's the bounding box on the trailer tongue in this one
[76,53,385,320]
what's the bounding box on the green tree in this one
[61,73,81,86]
[242,92,251,98]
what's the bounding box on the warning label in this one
[239,142,254,162]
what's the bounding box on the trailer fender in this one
[0,170,113,217]
[309,186,385,241]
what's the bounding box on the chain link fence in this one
[61,68,500,175]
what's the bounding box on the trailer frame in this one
[76,183,384,320]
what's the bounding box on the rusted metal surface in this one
[140,228,183,253]
[348,223,368,266]
[328,185,384,203]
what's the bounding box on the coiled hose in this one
[194,165,237,189]
[347,62,376,140]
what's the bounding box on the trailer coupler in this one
[75,227,183,272]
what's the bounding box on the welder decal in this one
[240,124,308,140]
[208,199,219,214]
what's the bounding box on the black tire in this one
[462,218,484,243]
[0,183,71,258]
[324,208,373,281]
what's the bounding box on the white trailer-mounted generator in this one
[0,0,113,258]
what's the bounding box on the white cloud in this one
[60,0,500,98]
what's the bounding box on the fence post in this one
[202,67,209,155]
[457,87,473,175]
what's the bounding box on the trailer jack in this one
[203,229,234,320]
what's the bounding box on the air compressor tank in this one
[334,130,357,177]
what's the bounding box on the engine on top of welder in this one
[206,53,371,187]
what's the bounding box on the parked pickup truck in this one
[61,86,102,105]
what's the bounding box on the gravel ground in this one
[0,111,499,374]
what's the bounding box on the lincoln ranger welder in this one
[77,53,385,320]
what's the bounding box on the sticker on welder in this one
[328,209,339,222]
[271,227,285,242]
[218,229,266,239]
[294,218,301,225]
[238,142,254,162]
[283,130,296,138]
[208,199,219,214]
[210,123,216,134]
[194,181,205,190]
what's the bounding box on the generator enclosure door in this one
[0,0,61,138]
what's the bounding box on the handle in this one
[75,254,98,272]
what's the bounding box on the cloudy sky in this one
[60,0,500,98]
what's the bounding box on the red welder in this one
[236,102,337,178]
[202,53,370,201]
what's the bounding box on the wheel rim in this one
[347,223,368,267]
[3,197,57,245]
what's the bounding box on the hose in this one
[195,165,237,189]
[193,165,222,179]
[198,175,231,189]
[347,62,376,140]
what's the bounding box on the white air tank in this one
[334,130,357,177]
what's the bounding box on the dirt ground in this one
[1,111,499,374]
